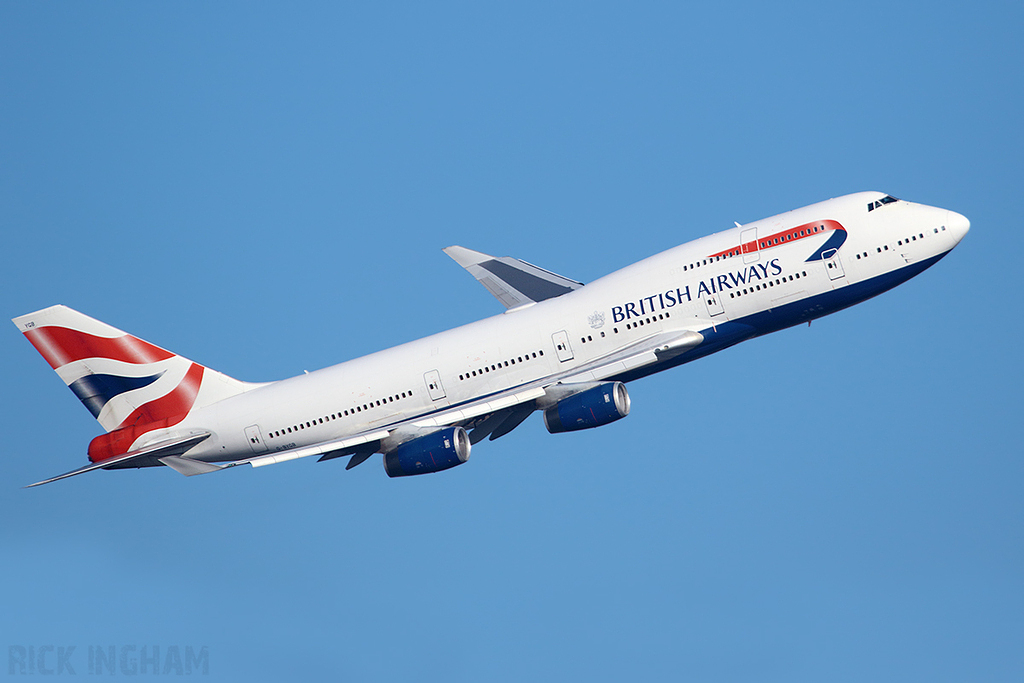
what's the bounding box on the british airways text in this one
[611,258,783,322]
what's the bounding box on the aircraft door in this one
[822,248,846,281]
[704,293,725,317]
[424,370,447,401]
[741,227,759,263]
[552,331,574,362]
[244,424,268,454]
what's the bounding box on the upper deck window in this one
[867,195,899,212]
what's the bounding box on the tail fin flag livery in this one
[12,193,970,487]
[13,305,254,479]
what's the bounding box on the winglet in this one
[443,246,583,310]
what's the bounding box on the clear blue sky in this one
[2,2,1021,681]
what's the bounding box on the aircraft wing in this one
[187,326,706,473]
[227,429,392,471]
[402,326,706,442]
[443,246,583,310]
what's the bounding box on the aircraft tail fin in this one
[12,305,259,434]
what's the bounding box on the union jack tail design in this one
[12,305,254,438]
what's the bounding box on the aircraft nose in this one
[946,210,970,243]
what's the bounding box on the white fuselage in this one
[176,192,969,464]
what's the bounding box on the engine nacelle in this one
[543,382,631,434]
[383,426,471,477]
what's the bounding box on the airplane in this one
[13,191,969,487]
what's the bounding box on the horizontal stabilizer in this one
[444,246,583,310]
[26,432,211,487]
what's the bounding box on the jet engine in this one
[383,426,471,477]
[543,382,631,434]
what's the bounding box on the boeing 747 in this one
[13,192,969,486]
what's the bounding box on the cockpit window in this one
[867,195,899,212]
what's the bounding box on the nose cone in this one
[946,210,970,243]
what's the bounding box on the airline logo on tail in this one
[14,306,205,436]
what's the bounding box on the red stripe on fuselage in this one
[708,219,846,259]
[24,326,174,370]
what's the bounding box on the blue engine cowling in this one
[543,382,631,434]
[383,426,471,478]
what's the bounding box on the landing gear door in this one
[822,248,846,282]
[741,227,759,263]
[552,331,574,362]
[424,370,446,401]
